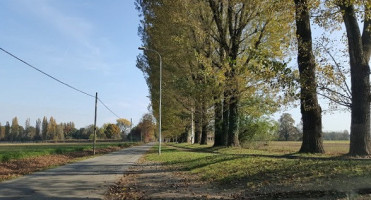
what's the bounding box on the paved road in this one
[0,143,154,200]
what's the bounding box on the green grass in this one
[0,142,137,162]
[146,142,371,196]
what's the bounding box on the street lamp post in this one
[138,47,162,155]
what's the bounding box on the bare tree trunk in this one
[339,2,371,156]
[294,0,324,153]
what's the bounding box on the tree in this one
[116,118,131,141]
[42,116,48,140]
[128,125,142,141]
[0,123,5,141]
[35,118,42,141]
[55,124,64,141]
[104,124,120,139]
[10,117,21,141]
[278,113,300,141]
[294,0,324,153]
[24,118,36,141]
[136,0,295,147]
[47,117,57,140]
[4,121,10,141]
[138,113,156,143]
[337,0,371,155]
[239,116,278,146]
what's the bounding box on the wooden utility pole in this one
[130,118,133,142]
[93,92,98,155]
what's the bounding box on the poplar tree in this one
[35,118,42,140]
[136,0,296,146]
[11,117,20,141]
[42,116,48,140]
[5,121,10,141]
[47,117,57,140]
[0,123,5,140]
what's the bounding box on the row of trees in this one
[277,113,349,141]
[0,114,156,142]
[136,0,370,155]
[0,117,73,141]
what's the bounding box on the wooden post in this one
[130,118,133,143]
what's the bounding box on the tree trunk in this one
[222,93,229,146]
[200,100,208,145]
[213,96,224,146]
[194,101,202,144]
[339,3,371,156]
[228,94,240,147]
[294,0,324,153]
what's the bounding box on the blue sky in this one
[0,0,149,128]
[0,0,350,132]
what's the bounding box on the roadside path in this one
[0,143,154,200]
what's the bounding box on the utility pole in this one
[93,92,98,155]
[130,118,133,143]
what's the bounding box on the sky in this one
[0,0,149,128]
[0,0,351,132]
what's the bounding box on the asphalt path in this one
[0,143,154,200]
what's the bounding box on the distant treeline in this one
[0,117,122,142]
[322,131,349,141]
[0,114,157,143]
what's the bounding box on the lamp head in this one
[138,47,146,50]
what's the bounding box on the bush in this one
[55,148,65,154]
[239,116,278,147]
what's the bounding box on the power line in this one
[0,47,95,98]
[98,98,121,118]
[0,47,122,119]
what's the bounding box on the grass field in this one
[0,142,135,162]
[145,141,370,199]
[248,141,350,155]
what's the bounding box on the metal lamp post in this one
[138,46,162,155]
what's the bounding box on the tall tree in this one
[136,0,295,146]
[35,118,42,140]
[47,117,57,140]
[10,117,20,141]
[208,0,295,147]
[42,116,48,140]
[278,113,300,141]
[0,123,5,140]
[337,0,371,155]
[56,124,64,141]
[5,121,10,141]
[294,0,324,153]
[116,118,132,140]
[138,113,156,143]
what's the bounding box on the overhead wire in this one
[0,47,122,119]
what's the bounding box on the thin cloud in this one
[15,0,109,71]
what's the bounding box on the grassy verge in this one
[146,142,371,198]
[0,142,137,162]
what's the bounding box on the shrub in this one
[239,116,278,147]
